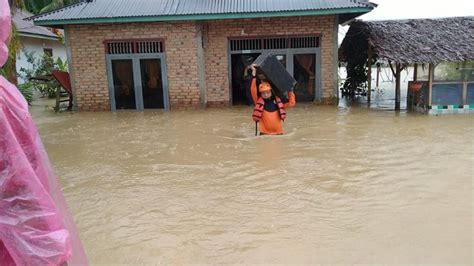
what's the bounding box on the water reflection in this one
[31,100,473,264]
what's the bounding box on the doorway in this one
[105,40,169,111]
[230,53,260,105]
[229,36,320,104]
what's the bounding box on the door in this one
[110,59,136,109]
[107,54,169,111]
[292,53,317,102]
[230,53,260,105]
[139,58,164,109]
[230,52,289,105]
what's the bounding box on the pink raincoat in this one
[0,1,88,264]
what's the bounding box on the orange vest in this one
[252,96,286,122]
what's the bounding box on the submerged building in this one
[31,0,375,111]
[340,17,474,115]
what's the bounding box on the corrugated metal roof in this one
[32,0,374,24]
[14,9,59,40]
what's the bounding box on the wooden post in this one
[395,63,401,111]
[428,63,434,106]
[461,61,467,105]
[376,64,380,88]
[408,63,419,109]
[55,86,61,112]
[367,44,372,105]
[413,63,418,81]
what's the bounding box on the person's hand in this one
[250,64,257,77]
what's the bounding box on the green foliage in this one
[23,0,50,14]
[22,0,81,15]
[55,56,68,71]
[18,82,34,105]
[464,61,474,81]
[0,25,22,82]
[340,26,377,98]
[19,51,68,98]
[9,0,24,10]
[434,62,462,81]
[4,0,75,105]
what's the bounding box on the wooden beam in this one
[367,44,372,105]
[462,61,467,105]
[428,63,434,106]
[55,86,61,112]
[389,61,396,77]
[376,64,380,88]
[395,63,401,111]
[413,63,418,81]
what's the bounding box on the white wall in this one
[16,36,67,84]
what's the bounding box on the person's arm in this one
[251,78,258,104]
[284,90,296,108]
[250,65,258,104]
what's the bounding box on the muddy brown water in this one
[31,100,473,264]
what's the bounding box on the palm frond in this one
[39,0,64,14]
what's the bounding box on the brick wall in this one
[203,15,337,106]
[66,15,337,111]
[67,22,200,111]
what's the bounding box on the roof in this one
[340,17,474,64]
[13,9,60,40]
[31,0,375,27]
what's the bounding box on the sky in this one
[339,0,474,42]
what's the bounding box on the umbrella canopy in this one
[253,52,297,101]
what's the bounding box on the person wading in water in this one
[250,64,296,135]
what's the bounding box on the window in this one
[434,62,462,81]
[105,40,164,54]
[461,61,474,81]
[466,83,474,104]
[229,36,319,51]
[43,48,53,57]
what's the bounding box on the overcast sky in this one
[339,0,474,42]
[360,0,473,20]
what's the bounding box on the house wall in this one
[66,22,200,111]
[203,15,337,106]
[66,15,338,111]
[16,36,66,84]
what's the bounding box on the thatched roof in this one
[340,16,474,64]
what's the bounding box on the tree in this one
[23,0,81,14]
[3,0,23,85]
[339,24,377,99]
[2,0,79,102]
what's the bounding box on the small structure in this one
[340,17,474,114]
[13,9,66,84]
[30,0,376,111]
[52,70,73,111]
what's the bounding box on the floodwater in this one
[31,99,473,264]
[338,65,414,110]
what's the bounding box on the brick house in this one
[32,0,374,111]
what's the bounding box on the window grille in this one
[106,40,164,54]
[137,41,163,54]
[289,36,319,49]
[230,36,319,51]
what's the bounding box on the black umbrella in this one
[252,52,297,102]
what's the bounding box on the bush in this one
[18,83,34,105]
[339,25,377,98]
[19,51,68,98]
